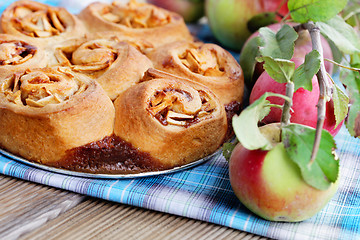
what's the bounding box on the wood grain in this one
[0,175,268,240]
[0,175,85,240]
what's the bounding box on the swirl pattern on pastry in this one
[146,84,218,127]
[146,41,244,106]
[49,35,153,100]
[0,34,47,79]
[78,0,193,48]
[0,67,115,165]
[2,67,86,107]
[142,68,243,140]
[0,0,86,44]
[113,78,227,168]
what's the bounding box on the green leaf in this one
[347,103,360,138]
[328,75,349,128]
[232,92,289,151]
[340,65,360,138]
[350,53,360,69]
[341,1,360,28]
[259,25,298,60]
[282,124,339,190]
[257,56,295,83]
[317,15,360,54]
[247,12,277,33]
[222,141,238,162]
[293,50,321,92]
[324,38,343,73]
[288,0,348,23]
[239,36,261,88]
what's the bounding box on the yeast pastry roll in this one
[49,34,153,100]
[113,78,227,168]
[141,68,240,140]
[0,34,47,79]
[0,0,86,45]
[78,0,193,48]
[146,41,244,106]
[0,67,115,166]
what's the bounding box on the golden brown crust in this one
[113,78,227,168]
[78,0,193,48]
[0,0,87,45]
[0,33,47,79]
[146,41,245,106]
[47,33,153,100]
[0,67,115,164]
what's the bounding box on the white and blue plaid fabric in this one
[0,1,360,239]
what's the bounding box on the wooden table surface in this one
[0,174,269,240]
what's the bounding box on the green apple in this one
[148,0,205,23]
[205,0,288,50]
[229,123,339,221]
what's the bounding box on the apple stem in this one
[325,57,360,71]
[295,22,331,165]
[281,81,294,127]
[275,0,288,19]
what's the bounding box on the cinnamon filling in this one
[0,40,36,65]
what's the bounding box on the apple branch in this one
[294,22,331,165]
[281,81,294,127]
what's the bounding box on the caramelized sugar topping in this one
[53,135,165,174]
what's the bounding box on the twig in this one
[325,58,360,72]
[281,82,294,127]
[294,22,331,165]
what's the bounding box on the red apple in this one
[229,123,339,221]
[240,22,334,88]
[147,0,205,23]
[249,57,342,136]
[205,0,288,50]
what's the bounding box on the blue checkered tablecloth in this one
[1,1,360,239]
